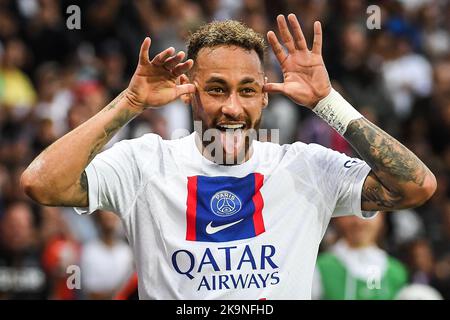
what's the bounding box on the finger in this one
[175,83,196,98]
[179,74,189,85]
[267,31,287,64]
[263,83,285,94]
[171,59,194,77]
[163,51,185,71]
[287,14,308,51]
[151,47,176,66]
[139,37,151,65]
[277,15,296,54]
[312,21,323,55]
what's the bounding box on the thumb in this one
[175,84,196,97]
[263,83,285,94]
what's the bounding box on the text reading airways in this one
[171,244,281,291]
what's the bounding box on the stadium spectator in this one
[40,206,80,300]
[432,200,450,299]
[0,202,48,299]
[80,210,133,300]
[0,38,36,114]
[313,214,408,299]
[404,238,437,285]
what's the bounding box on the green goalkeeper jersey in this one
[316,244,408,300]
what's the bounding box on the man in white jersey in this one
[21,14,436,299]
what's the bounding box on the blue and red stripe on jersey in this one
[186,173,265,242]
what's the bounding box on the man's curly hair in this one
[187,20,266,65]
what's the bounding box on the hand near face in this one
[264,14,332,109]
[126,37,196,111]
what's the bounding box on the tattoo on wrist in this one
[105,91,125,111]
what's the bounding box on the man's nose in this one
[221,93,243,119]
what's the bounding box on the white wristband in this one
[312,88,363,135]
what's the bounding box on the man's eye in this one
[241,88,256,95]
[208,87,225,94]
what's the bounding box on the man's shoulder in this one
[119,132,163,148]
[255,139,303,153]
[114,132,191,154]
[256,139,334,159]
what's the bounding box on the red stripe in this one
[252,173,265,236]
[186,176,198,241]
[113,273,138,300]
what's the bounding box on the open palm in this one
[264,14,331,109]
[126,37,195,110]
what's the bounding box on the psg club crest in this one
[210,191,242,217]
[186,173,265,242]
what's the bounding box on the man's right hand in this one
[125,37,196,111]
[21,37,197,208]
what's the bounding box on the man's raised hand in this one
[125,37,196,111]
[264,14,331,108]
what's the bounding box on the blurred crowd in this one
[0,0,449,300]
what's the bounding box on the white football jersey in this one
[75,132,375,299]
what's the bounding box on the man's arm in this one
[264,14,436,211]
[21,93,139,207]
[21,38,195,207]
[344,118,436,211]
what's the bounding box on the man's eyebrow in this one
[205,77,227,84]
[239,77,260,86]
[204,76,262,86]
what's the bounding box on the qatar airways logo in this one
[171,244,280,291]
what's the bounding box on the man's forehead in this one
[193,45,264,76]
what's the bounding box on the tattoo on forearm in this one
[73,170,89,206]
[361,173,403,209]
[86,94,135,163]
[345,118,427,186]
[344,118,429,209]
[80,170,88,193]
[362,188,394,208]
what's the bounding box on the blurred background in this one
[0,0,449,300]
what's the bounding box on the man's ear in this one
[262,76,269,109]
[179,74,192,105]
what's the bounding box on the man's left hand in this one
[264,14,331,109]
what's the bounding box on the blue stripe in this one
[195,174,257,242]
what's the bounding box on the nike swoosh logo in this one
[206,219,244,235]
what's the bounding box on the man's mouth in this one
[215,123,247,158]
[216,123,246,131]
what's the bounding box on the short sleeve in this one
[74,139,142,218]
[308,144,377,219]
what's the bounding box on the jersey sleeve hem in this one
[352,164,378,219]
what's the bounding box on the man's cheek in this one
[247,105,263,127]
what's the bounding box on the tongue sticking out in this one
[220,129,245,157]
